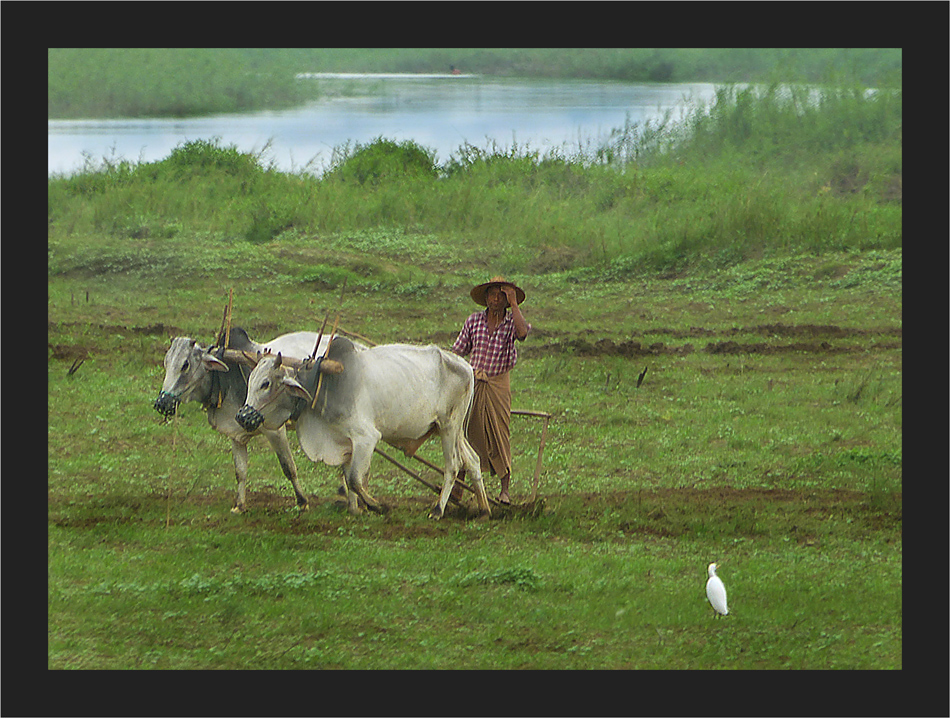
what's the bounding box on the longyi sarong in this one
[468,370,511,477]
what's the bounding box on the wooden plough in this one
[373,407,551,512]
[334,328,553,512]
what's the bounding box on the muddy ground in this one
[50,484,902,546]
[524,323,902,358]
[49,321,902,364]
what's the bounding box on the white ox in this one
[154,327,328,513]
[235,336,490,520]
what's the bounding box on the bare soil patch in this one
[48,320,902,364]
[49,485,901,543]
[525,323,901,358]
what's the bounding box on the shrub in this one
[325,138,437,185]
[150,138,266,180]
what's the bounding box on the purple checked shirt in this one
[452,310,530,376]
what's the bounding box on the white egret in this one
[705,562,729,617]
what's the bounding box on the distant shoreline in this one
[295,72,479,80]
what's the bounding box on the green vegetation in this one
[49,48,902,119]
[48,49,311,119]
[49,82,901,277]
[48,78,900,671]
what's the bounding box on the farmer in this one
[451,276,531,505]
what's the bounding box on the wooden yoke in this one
[216,349,344,374]
[312,312,342,409]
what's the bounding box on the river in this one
[47,77,716,176]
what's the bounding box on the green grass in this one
[49,521,900,669]
[48,81,900,672]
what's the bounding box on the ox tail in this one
[453,369,479,472]
[462,371,476,443]
[458,371,482,476]
[440,348,478,464]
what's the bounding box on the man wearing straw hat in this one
[451,276,531,505]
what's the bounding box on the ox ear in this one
[202,353,229,372]
[281,374,313,403]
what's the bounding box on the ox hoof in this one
[428,507,444,521]
[231,505,246,515]
[477,509,491,521]
[296,500,310,512]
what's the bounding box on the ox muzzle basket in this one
[235,404,265,432]
[154,391,181,418]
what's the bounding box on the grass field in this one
[47,252,902,671]
[48,80,901,673]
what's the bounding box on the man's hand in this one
[500,284,519,307]
[501,285,530,340]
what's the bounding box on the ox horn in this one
[318,359,344,374]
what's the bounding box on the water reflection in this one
[48,79,715,176]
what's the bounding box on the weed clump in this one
[325,138,437,186]
[152,138,267,180]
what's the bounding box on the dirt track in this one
[49,321,902,364]
[524,323,902,358]
[49,484,901,546]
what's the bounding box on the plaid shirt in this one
[452,309,530,376]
